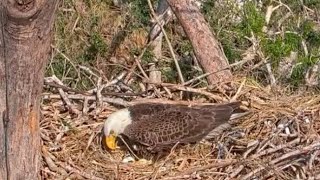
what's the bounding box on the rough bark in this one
[0,0,59,179]
[166,0,233,85]
[0,2,6,179]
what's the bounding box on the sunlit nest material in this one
[40,82,320,180]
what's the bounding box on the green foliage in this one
[51,0,320,90]
[301,20,320,47]
[129,47,155,65]
[240,1,265,36]
[201,1,247,63]
[304,0,320,9]
[201,1,215,17]
[90,15,100,29]
[161,65,178,83]
[221,40,242,64]
[48,54,65,77]
[179,60,201,82]
[306,31,320,47]
[130,0,151,27]
[141,48,155,64]
[290,58,309,86]
[261,32,301,66]
[280,0,301,11]
[83,32,108,61]
[201,0,320,86]
[301,20,314,37]
[179,40,193,55]
[283,33,301,51]
[48,0,113,89]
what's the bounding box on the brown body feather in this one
[117,102,241,160]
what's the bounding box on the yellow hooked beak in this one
[105,133,117,150]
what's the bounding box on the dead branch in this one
[147,82,226,101]
[78,65,99,78]
[251,138,301,159]
[44,76,148,97]
[42,94,130,107]
[57,162,105,180]
[231,78,246,102]
[46,76,81,114]
[148,0,172,43]
[87,71,126,94]
[42,147,68,176]
[147,0,185,84]
[166,0,233,85]
[147,0,170,90]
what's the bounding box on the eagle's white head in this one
[103,108,132,150]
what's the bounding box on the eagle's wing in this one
[123,102,239,151]
[128,103,171,122]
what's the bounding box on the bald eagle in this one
[102,102,244,161]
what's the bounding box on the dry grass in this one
[40,78,320,179]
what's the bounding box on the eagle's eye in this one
[110,130,115,135]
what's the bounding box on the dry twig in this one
[148,82,226,101]
[46,76,81,114]
[241,141,320,180]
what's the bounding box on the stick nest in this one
[40,75,320,180]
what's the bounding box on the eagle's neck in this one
[104,108,132,135]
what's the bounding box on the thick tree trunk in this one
[166,0,233,85]
[0,0,58,179]
[0,4,6,178]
